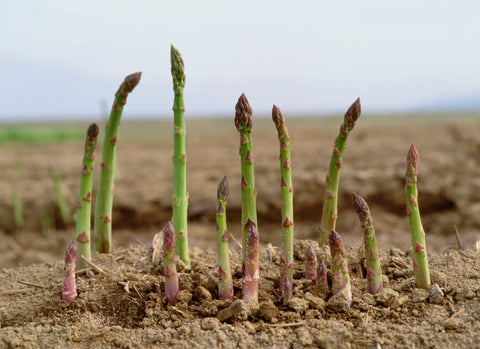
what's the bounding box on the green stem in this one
[171,44,190,268]
[163,221,179,305]
[235,93,258,265]
[319,98,361,245]
[329,230,352,303]
[49,167,71,226]
[94,72,141,253]
[353,193,383,294]
[216,176,233,300]
[406,144,431,289]
[76,124,99,268]
[272,105,294,303]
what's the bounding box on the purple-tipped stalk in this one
[216,176,233,300]
[329,230,352,303]
[406,145,431,289]
[316,260,328,288]
[163,221,179,305]
[305,245,318,280]
[243,226,260,303]
[352,193,383,294]
[62,241,78,302]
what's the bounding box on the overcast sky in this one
[1,0,480,121]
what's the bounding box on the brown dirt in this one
[1,115,480,347]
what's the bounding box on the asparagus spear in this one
[170,45,191,268]
[352,193,383,294]
[319,98,361,245]
[216,176,233,300]
[305,245,318,280]
[329,230,352,303]
[272,105,294,303]
[243,226,260,303]
[406,144,431,289]
[94,72,142,253]
[234,93,258,265]
[76,123,99,268]
[316,259,328,288]
[49,167,71,226]
[163,221,179,305]
[62,241,77,302]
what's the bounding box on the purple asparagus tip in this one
[305,245,318,280]
[344,97,361,130]
[62,241,78,302]
[234,93,253,131]
[217,175,229,201]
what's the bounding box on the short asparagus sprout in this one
[49,167,71,226]
[316,260,328,288]
[76,123,99,268]
[329,230,352,303]
[352,193,383,294]
[235,93,258,266]
[216,176,233,300]
[272,105,294,303]
[163,221,179,305]
[319,98,361,245]
[62,241,78,302]
[305,245,318,280]
[94,72,142,253]
[243,226,260,303]
[171,45,191,268]
[406,144,431,289]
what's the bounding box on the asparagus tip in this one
[170,44,185,82]
[122,72,142,94]
[352,192,370,218]
[407,144,419,169]
[344,97,361,130]
[234,93,253,131]
[163,221,175,250]
[65,241,77,264]
[86,123,99,147]
[328,230,345,255]
[271,104,285,131]
[217,175,229,201]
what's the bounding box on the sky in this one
[1,0,480,121]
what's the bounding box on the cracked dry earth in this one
[1,240,479,349]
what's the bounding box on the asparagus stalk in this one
[216,176,233,300]
[76,123,99,268]
[319,98,361,245]
[163,221,179,305]
[406,144,431,289]
[49,167,71,226]
[12,166,23,229]
[243,226,260,303]
[94,72,142,253]
[329,230,352,303]
[272,105,294,303]
[170,45,191,268]
[234,93,258,265]
[352,193,383,294]
[62,241,78,302]
[316,260,328,288]
[305,245,318,280]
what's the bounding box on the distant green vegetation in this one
[0,124,85,143]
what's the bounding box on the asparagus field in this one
[1,83,480,346]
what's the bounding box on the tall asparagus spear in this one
[94,72,142,253]
[319,98,361,245]
[62,241,78,302]
[352,193,383,294]
[406,145,431,289]
[49,167,71,226]
[170,45,191,268]
[329,230,352,303]
[76,123,99,268]
[243,226,260,303]
[234,93,258,265]
[305,245,318,280]
[272,105,294,303]
[216,176,233,300]
[163,221,179,305]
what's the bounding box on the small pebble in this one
[194,286,212,302]
[200,317,220,331]
[289,297,309,314]
[326,292,351,312]
[374,288,399,307]
[428,284,444,304]
[444,318,460,331]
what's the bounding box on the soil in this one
[1,115,480,348]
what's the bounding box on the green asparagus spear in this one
[94,72,142,253]
[329,230,352,303]
[216,176,233,300]
[234,93,258,265]
[170,44,191,268]
[319,98,361,245]
[49,167,71,226]
[76,123,99,268]
[406,144,431,289]
[352,193,383,294]
[272,105,294,303]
